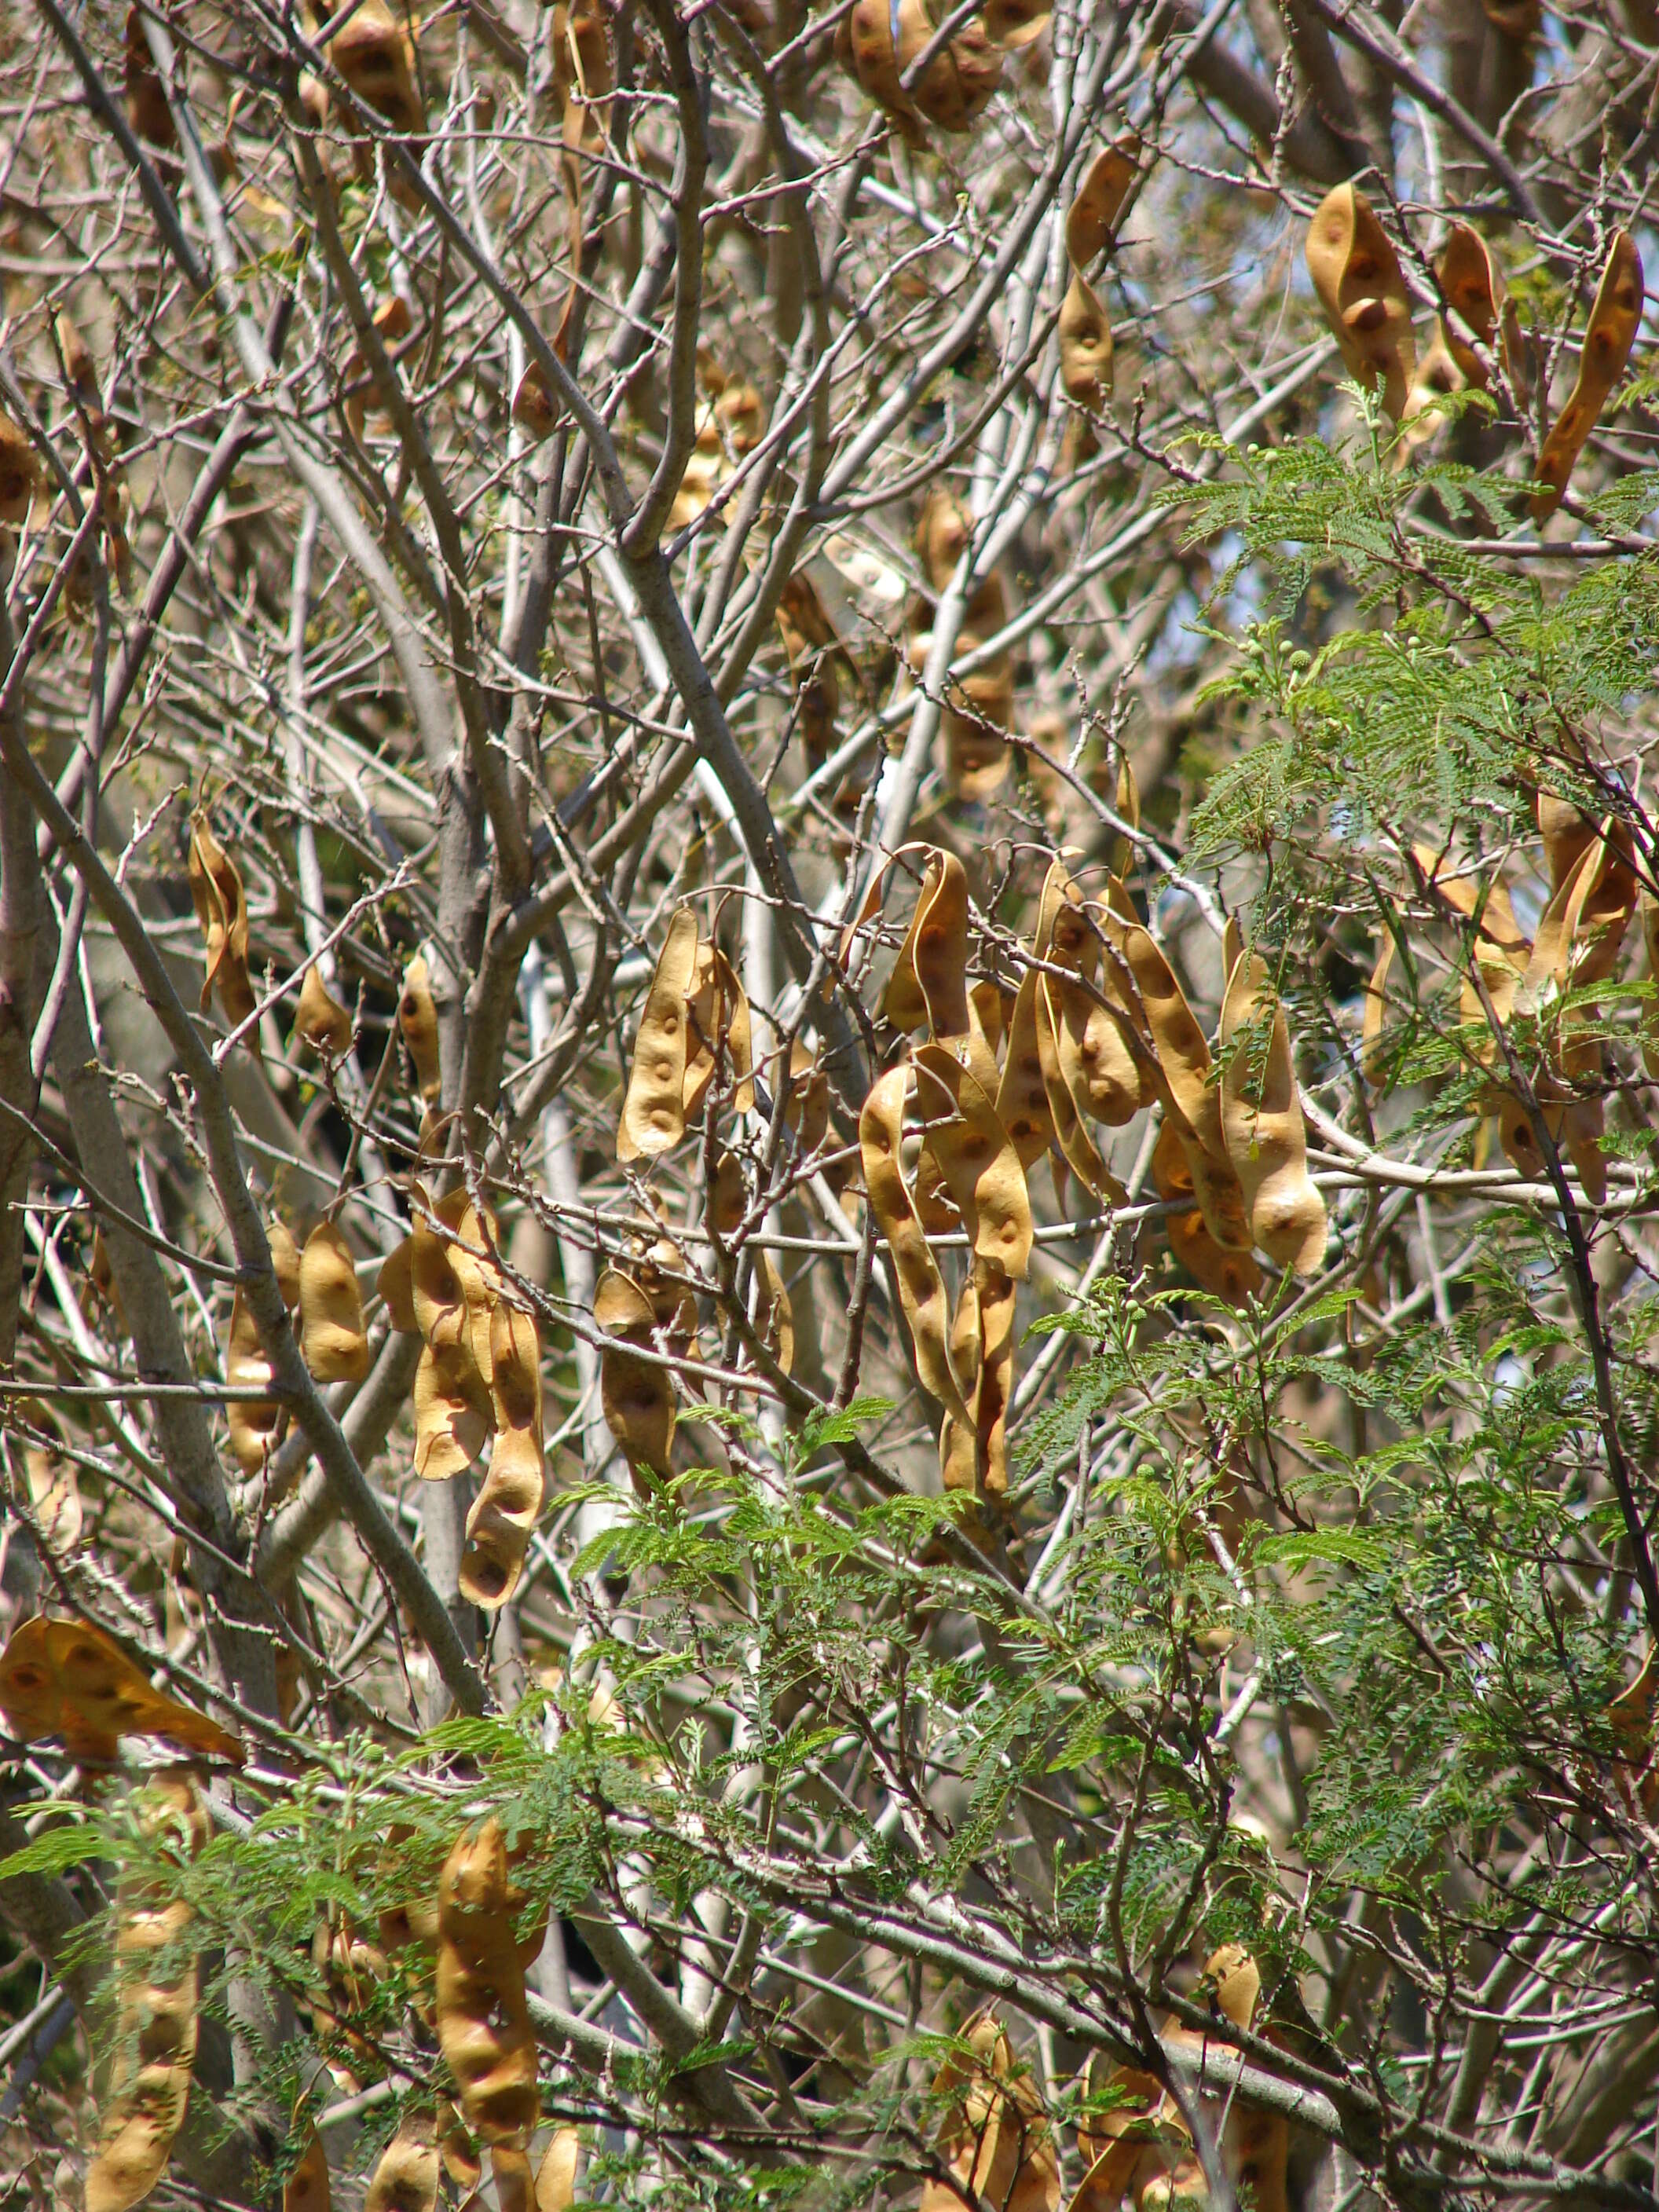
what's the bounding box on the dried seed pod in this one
[492,2145,535,2212]
[399,953,442,1102]
[330,0,426,135]
[1610,1646,1659,1818]
[939,1259,1017,1505]
[123,5,175,147]
[981,0,1049,39]
[1067,141,1140,267]
[753,1251,795,1375]
[1219,938,1328,1274]
[295,964,353,1056]
[1035,973,1124,1204]
[537,2126,580,2211]
[784,1042,831,1157]
[1059,272,1113,410]
[995,969,1057,1171]
[684,945,755,1120]
[187,811,257,1031]
[1643,890,1659,1081]
[860,1065,970,1420]
[299,1221,371,1383]
[1361,929,1397,1086]
[618,908,701,1162]
[1536,789,1598,895]
[17,1401,80,1558]
[270,1218,303,1309]
[909,8,1003,132]
[1075,2056,1160,2212]
[1111,916,1251,1250]
[0,1615,242,1763]
[914,1045,1033,1280]
[776,573,841,768]
[1435,224,1509,387]
[284,2132,331,2212]
[460,1302,545,1610]
[0,408,41,529]
[436,1818,540,2146]
[920,2012,1060,2212]
[710,1150,746,1239]
[1305,183,1416,422]
[437,2100,480,2192]
[1152,1122,1262,1309]
[225,1288,281,1476]
[377,1236,418,1333]
[917,485,971,591]
[886,851,972,1037]
[364,2108,439,2212]
[1533,231,1643,521]
[86,1772,207,2212]
[595,1266,675,1481]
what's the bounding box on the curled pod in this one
[1305,182,1416,423]
[1152,1121,1262,1309]
[19,1401,79,1558]
[995,967,1057,1171]
[460,1302,545,1610]
[1435,224,1509,387]
[617,907,701,1162]
[914,1044,1032,1280]
[840,0,924,139]
[363,2108,439,2212]
[414,1342,493,1481]
[399,953,442,1102]
[329,0,426,135]
[296,964,353,1057]
[187,811,257,1031]
[1218,938,1328,1275]
[225,1288,281,1476]
[299,1222,371,1383]
[411,1187,497,1388]
[1566,819,1638,992]
[0,407,42,529]
[435,1818,540,2146]
[937,1269,985,1497]
[886,851,971,1038]
[595,1266,675,1481]
[1533,231,1643,522]
[859,1065,970,1421]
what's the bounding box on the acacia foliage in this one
[0,0,1656,2207]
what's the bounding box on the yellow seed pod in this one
[493,2145,534,2212]
[916,485,972,592]
[1111,916,1251,1250]
[1305,182,1417,422]
[330,0,426,134]
[938,1269,984,1496]
[414,1343,492,1481]
[377,1236,418,1333]
[684,944,755,1120]
[269,1218,302,1309]
[537,2126,580,2211]
[1059,273,1112,410]
[460,1302,545,1610]
[399,954,442,1102]
[284,2132,331,2212]
[595,1266,675,1481]
[910,2,1004,131]
[886,851,972,1038]
[1361,930,1396,1087]
[0,1617,243,1763]
[438,2100,481,2191]
[914,1044,1033,1280]
[921,2009,1059,2212]
[299,1221,371,1383]
[1533,231,1643,522]
[940,1259,1017,1506]
[435,1818,540,2146]
[187,811,257,1031]
[1536,789,1596,895]
[1566,820,1638,991]
[1075,2056,1160,2211]
[410,1188,497,1389]
[225,1288,281,1477]
[1035,974,1124,1204]
[1067,141,1140,268]
[618,907,701,1163]
[295,965,353,1057]
[859,1064,970,1420]
[1218,938,1328,1275]
[710,1151,746,1240]
[994,969,1057,1170]
[785,1042,831,1158]
[1152,1122,1262,1308]
[0,407,42,529]
[1436,224,1509,386]
[364,2108,440,2212]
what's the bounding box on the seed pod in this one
[1361,931,1397,1086]
[939,1259,1016,1505]
[460,1302,545,1610]
[187,811,257,1031]
[886,851,972,1038]
[269,1218,302,1309]
[438,2100,481,2191]
[86,1772,207,2212]
[436,1818,540,2146]
[1435,224,1510,388]
[1643,891,1659,1081]
[123,5,174,147]
[364,2108,439,2212]
[684,944,755,1120]
[920,2012,1060,2212]
[1536,789,1597,895]
[16,1401,79,1558]
[284,2132,331,2211]
[1610,1646,1659,1818]
[343,292,414,444]
[1533,232,1643,521]
[225,1288,282,1476]
[860,1065,970,1420]
[785,1042,832,1157]
[618,908,701,1162]
[1219,938,1328,1274]
[0,408,41,529]
[1075,2056,1160,2212]
[1059,269,1113,410]
[915,1045,1033,1280]
[537,2126,580,2211]
[595,1267,675,1481]
[377,1236,418,1333]
[1067,141,1140,268]
[981,0,1049,39]
[753,1251,795,1375]
[1305,183,1416,423]
[1035,972,1124,1203]
[1111,917,1251,1250]
[330,0,426,135]
[1152,1122,1262,1308]
[777,573,842,769]
[0,1615,242,1763]
[300,1221,371,1383]
[399,953,442,1101]
[409,1192,498,1478]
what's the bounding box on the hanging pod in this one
[1152,1121,1262,1308]
[1074,2053,1161,2212]
[364,2108,440,2212]
[1218,933,1328,1274]
[342,291,413,445]
[1059,141,1138,411]
[1305,183,1416,423]
[299,1221,371,1383]
[329,0,426,136]
[1404,225,1520,431]
[17,1400,79,1558]
[85,1771,209,2212]
[776,572,841,771]
[1533,231,1643,522]
[408,1188,496,1480]
[284,2133,331,2212]
[123,5,174,147]
[398,952,442,1102]
[840,0,1002,140]
[938,1260,1017,1507]
[1643,889,1659,1082]
[537,2128,581,2211]
[595,1265,676,1483]
[914,1045,1033,1280]
[437,2099,481,2192]
[710,1150,747,1240]
[753,1251,796,1375]
[859,1065,971,1421]
[460,1301,545,1610]
[435,1818,540,2147]
[0,406,41,529]
[187,811,257,1031]
[683,943,755,1121]
[617,907,701,1162]
[885,850,972,1038]
[225,1289,282,1476]
[0,1614,242,1763]
[918,2013,1060,2212]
